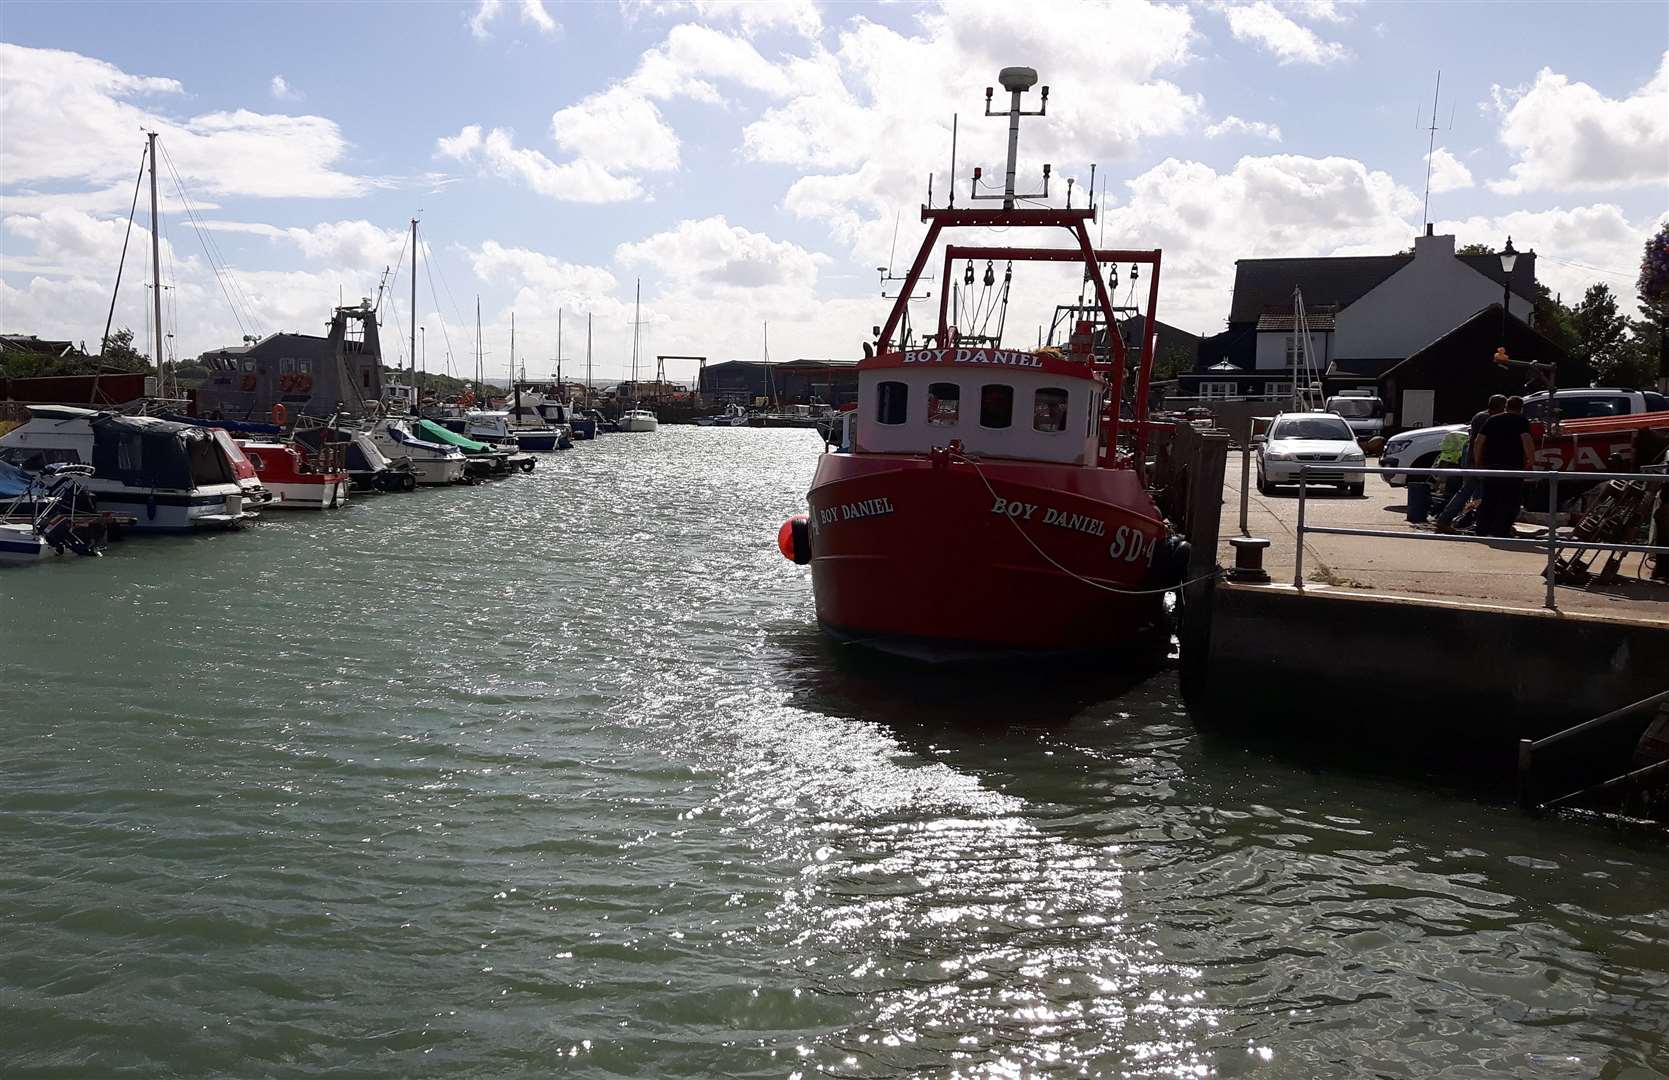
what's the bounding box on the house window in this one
[1265,381,1293,400]
[1033,388,1069,432]
[876,381,908,425]
[926,382,960,426]
[1284,336,1297,368]
[1200,381,1237,400]
[979,384,1013,428]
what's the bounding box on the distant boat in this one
[618,408,658,433]
[619,280,658,433]
[293,426,416,492]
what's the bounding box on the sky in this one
[1,0,1666,388]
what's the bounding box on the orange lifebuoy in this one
[271,403,288,426]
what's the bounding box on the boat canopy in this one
[415,417,493,454]
[89,413,234,489]
[0,460,39,499]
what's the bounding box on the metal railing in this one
[1293,464,1668,611]
[1518,688,1669,813]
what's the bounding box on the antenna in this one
[1417,70,1451,231]
[974,67,1050,209]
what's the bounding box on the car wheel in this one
[1257,466,1273,495]
[1348,482,1365,497]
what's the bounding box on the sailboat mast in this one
[631,279,641,405]
[586,313,592,407]
[474,295,482,403]
[146,130,163,395]
[510,312,516,389]
[556,309,563,390]
[409,217,417,414]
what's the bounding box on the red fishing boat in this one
[234,440,350,510]
[777,66,1188,657]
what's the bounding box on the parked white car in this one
[1381,423,1466,487]
[1324,393,1387,441]
[1255,412,1367,496]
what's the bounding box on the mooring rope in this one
[954,451,1220,596]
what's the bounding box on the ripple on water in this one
[2,429,1666,1079]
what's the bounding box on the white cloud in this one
[1095,154,1421,331]
[469,240,619,299]
[1434,204,1669,315]
[269,75,300,101]
[1424,146,1473,194]
[551,86,680,173]
[750,0,1200,260]
[1488,53,1669,194]
[1205,115,1283,141]
[436,124,645,202]
[468,0,558,39]
[625,0,822,39]
[0,44,365,201]
[1216,2,1351,66]
[615,216,826,291]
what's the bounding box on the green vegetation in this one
[1,327,151,380]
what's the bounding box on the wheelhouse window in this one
[1200,381,1237,400]
[979,384,1013,428]
[926,382,960,426]
[876,381,908,425]
[1033,388,1069,432]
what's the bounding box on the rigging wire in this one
[100,145,149,355]
[421,235,474,378]
[158,140,259,338]
[419,238,459,378]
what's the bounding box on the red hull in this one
[806,453,1172,653]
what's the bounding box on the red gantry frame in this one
[874,206,1164,466]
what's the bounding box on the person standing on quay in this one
[1435,393,1505,534]
[1472,395,1536,537]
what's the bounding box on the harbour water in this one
[2,428,1665,1078]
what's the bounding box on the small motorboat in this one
[293,426,416,492]
[234,440,351,510]
[413,418,536,476]
[370,420,469,485]
[0,462,102,564]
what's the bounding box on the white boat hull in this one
[409,457,466,486]
[79,482,252,531]
[618,416,658,432]
[0,523,48,564]
[267,480,351,510]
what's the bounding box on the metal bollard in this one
[1294,473,1307,589]
[1228,536,1271,583]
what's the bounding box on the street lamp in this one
[1498,236,1517,349]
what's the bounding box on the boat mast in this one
[474,295,482,404]
[146,130,164,397]
[586,313,593,408]
[510,312,516,391]
[410,217,417,414]
[630,279,641,407]
[556,309,563,392]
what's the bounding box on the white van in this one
[1325,393,1387,441]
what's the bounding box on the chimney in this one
[1414,230,1454,260]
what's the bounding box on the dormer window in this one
[876,381,909,425]
[979,385,1013,429]
[927,383,960,426]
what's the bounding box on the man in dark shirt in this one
[1435,394,1506,533]
[1473,395,1536,537]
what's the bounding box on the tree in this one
[98,328,151,373]
[1636,222,1669,381]
[1456,242,1495,256]
[1153,344,1196,382]
[1571,283,1633,385]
